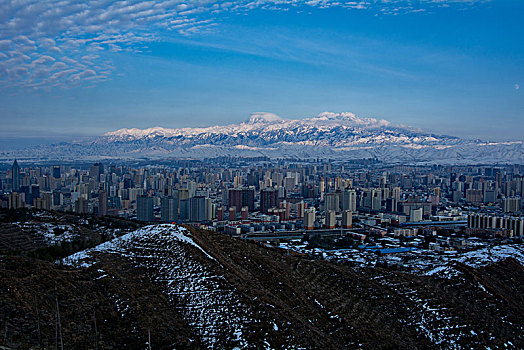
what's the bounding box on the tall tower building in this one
[98,190,108,216]
[12,159,20,192]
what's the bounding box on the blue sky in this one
[0,0,522,146]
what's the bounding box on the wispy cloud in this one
[0,0,488,89]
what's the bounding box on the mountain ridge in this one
[2,112,523,164]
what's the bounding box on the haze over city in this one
[0,0,523,148]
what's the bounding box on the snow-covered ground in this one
[14,222,79,245]
[278,240,524,275]
[353,244,524,348]
[12,219,126,247]
[64,224,288,349]
[61,224,524,349]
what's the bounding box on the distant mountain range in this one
[3,112,523,164]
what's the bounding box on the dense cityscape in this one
[2,158,523,266]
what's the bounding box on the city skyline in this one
[0,0,523,147]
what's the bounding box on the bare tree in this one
[56,297,63,350]
[3,317,8,346]
[35,295,41,348]
[93,309,98,350]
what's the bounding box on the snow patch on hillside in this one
[64,224,213,267]
[62,224,284,348]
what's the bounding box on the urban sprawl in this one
[2,159,523,269]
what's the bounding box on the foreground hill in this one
[0,208,142,260]
[1,223,523,349]
[3,112,523,164]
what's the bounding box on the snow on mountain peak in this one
[103,111,392,140]
[314,112,390,128]
[104,126,175,138]
[245,112,284,124]
[6,110,524,164]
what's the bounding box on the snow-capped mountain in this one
[3,112,523,164]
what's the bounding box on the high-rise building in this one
[123,178,133,189]
[52,166,61,179]
[284,177,296,191]
[503,197,521,214]
[217,206,224,221]
[161,196,178,222]
[342,189,357,212]
[260,188,278,214]
[90,163,103,181]
[361,189,381,211]
[233,175,243,188]
[178,188,190,202]
[247,172,259,188]
[31,184,40,201]
[21,184,39,206]
[137,195,154,222]
[229,187,255,212]
[386,198,398,212]
[241,206,249,221]
[75,197,89,214]
[179,199,189,221]
[452,190,463,203]
[189,196,210,222]
[392,187,401,201]
[342,210,353,228]
[98,190,107,216]
[325,210,336,229]
[279,200,290,221]
[483,189,497,203]
[11,159,20,192]
[34,195,51,210]
[181,180,197,198]
[324,193,339,212]
[52,190,63,207]
[296,201,306,219]
[304,208,315,230]
[465,189,483,203]
[8,192,24,209]
[468,213,523,236]
[229,206,237,221]
[410,208,423,222]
